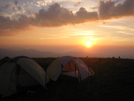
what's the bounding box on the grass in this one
[1,57,134,101]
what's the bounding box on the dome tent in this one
[47,56,94,82]
[0,56,49,98]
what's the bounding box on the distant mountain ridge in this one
[0,48,59,59]
[0,48,90,59]
[1,45,134,59]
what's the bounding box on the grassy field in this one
[1,57,134,101]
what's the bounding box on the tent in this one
[0,56,49,98]
[47,56,94,82]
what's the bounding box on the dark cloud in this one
[0,3,98,34]
[0,15,29,30]
[76,7,98,21]
[0,4,10,12]
[13,0,22,11]
[14,0,18,6]
[3,5,10,9]
[0,15,32,35]
[35,3,78,26]
[99,0,134,19]
[1,0,134,35]
[34,3,98,26]
[17,6,21,11]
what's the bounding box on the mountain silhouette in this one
[0,48,59,58]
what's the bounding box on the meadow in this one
[1,57,134,101]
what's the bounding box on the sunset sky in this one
[0,0,134,58]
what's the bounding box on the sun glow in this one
[85,41,92,47]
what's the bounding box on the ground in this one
[1,57,134,101]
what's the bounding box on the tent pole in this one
[61,64,64,80]
[75,64,76,79]
[45,63,48,89]
[16,65,20,89]
[88,72,89,90]
[75,64,77,89]
[16,64,20,101]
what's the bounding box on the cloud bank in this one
[99,0,134,19]
[0,0,134,35]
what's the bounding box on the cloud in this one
[76,7,98,22]
[74,2,81,7]
[0,15,33,35]
[14,0,18,6]
[0,5,10,12]
[1,0,134,35]
[0,3,98,35]
[7,0,22,12]
[98,0,134,19]
[34,3,98,26]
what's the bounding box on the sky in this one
[0,0,134,58]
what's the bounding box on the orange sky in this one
[0,0,134,58]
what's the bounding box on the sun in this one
[85,41,92,47]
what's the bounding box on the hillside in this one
[1,57,134,101]
[0,48,59,58]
